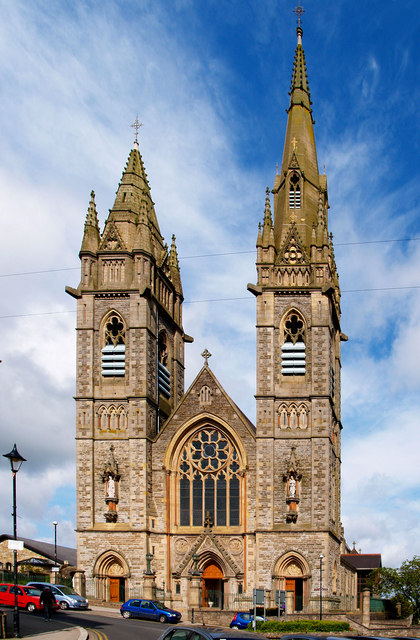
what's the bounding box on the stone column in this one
[286,590,294,615]
[362,589,370,628]
[143,573,156,600]
[189,575,202,609]
[73,570,86,597]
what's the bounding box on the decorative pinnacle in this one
[131,115,143,146]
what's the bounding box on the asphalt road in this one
[1,606,170,640]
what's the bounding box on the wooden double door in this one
[202,562,224,608]
[109,577,126,603]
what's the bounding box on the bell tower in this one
[66,131,192,593]
[248,20,347,605]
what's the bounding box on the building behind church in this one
[66,21,360,614]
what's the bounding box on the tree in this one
[370,556,420,623]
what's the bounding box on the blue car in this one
[120,598,181,623]
[230,611,265,629]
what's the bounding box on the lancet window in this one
[281,311,306,375]
[178,427,243,528]
[101,313,126,377]
[289,173,301,209]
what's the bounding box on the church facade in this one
[67,24,357,614]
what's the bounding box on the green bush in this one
[251,619,350,632]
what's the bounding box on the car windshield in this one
[57,586,77,595]
[151,600,169,609]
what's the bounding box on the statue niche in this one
[102,445,121,522]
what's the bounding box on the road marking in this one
[86,628,109,640]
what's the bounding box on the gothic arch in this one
[100,310,126,378]
[164,414,247,530]
[93,549,130,578]
[93,549,130,603]
[274,550,310,578]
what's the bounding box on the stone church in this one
[66,22,358,614]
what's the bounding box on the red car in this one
[0,583,59,613]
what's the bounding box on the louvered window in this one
[281,311,306,376]
[289,173,301,209]
[158,331,171,398]
[102,314,125,377]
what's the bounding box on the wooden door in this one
[109,578,120,603]
[285,578,295,610]
[202,562,223,607]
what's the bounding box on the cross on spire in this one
[201,348,212,366]
[293,1,305,28]
[131,115,143,144]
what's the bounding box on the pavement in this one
[24,627,88,640]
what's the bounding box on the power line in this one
[0,236,419,279]
[1,284,420,319]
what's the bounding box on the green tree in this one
[370,556,420,623]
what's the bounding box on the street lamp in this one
[319,553,324,621]
[3,444,26,638]
[53,521,58,576]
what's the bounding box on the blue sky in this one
[0,0,419,567]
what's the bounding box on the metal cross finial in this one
[131,115,143,144]
[201,348,212,366]
[293,2,305,28]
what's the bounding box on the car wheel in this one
[159,614,167,623]
[231,625,239,629]
[122,610,131,619]
[26,603,37,613]
[60,601,69,610]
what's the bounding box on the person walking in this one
[40,587,56,621]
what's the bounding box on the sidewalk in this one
[24,626,88,640]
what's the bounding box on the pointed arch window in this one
[101,313,125,376]
[281,311,306,375]
[178,427,243,528]
[289,173,301,209]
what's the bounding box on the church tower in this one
[248,21,346,610]
[66,132,192,598]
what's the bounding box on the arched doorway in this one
[274,552,309,612]
[94,551,128,603]
[202,561,224,608]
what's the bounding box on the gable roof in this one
[0,534,76,567]
[341,553,382,570]
[158,364,256,439]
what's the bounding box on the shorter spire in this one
[85,191,100,229]
[80,190,100,253]
[169,234,180,270]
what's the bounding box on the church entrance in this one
[202,562,224,608]
[285,577,303,611]
[94,551,128,603]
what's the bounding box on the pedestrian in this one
[40,587,56,621]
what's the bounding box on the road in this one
[2,606,170,640]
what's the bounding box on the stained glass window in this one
[178,428,242,527]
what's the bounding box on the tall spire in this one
[273,6,321,251]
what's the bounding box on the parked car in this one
[120,598,181,623]
[0,583,58,613]
[229,611,266,629]
[156,625,268,639]
[26,582,88,609]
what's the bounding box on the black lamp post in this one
[319,553,324,621]
[53,521,58,577]
[3,444,26,638]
